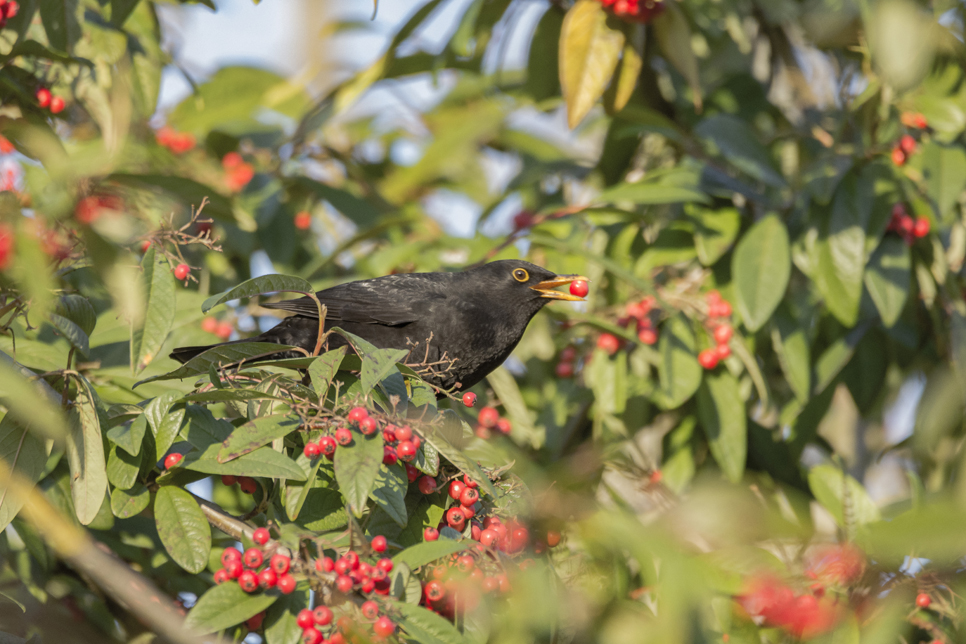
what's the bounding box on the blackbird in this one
[170,260,586,392]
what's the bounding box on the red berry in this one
[456,554,475,572]
[277,573,296,594]
[313,605,333,626]
[698,349,719,370]
[459,487,479,507]
[479,528,499,547]
[361,600,379,620]
[347,406,368,424]
[717,300,732,317]
[303,441,321,459]
[238,570,259,593]
[478,406,499,428]
[448,480,466,500]
[899,134,917,154]
[243,548,263,569]
[215,321,233,340]
[569,280,589,298]
[173,263,190,280]
[713,325,733,344]
[319,436,337,455]
[496,418,511,434]
[336,574,353,593]
[221,474,236,486]
[221,547,242,567]
[637,328,658,345]
[246,611,266,631]
[405,463,420,481]
[258,568,276,588]
[35,88,51,108]
[425,580,445,602]
[377,558,393,573]
[139,239,151,253]
[560,346,578,362]
[213,569,229,584]
[371,535,388,553]
[706,290,722,304]
[334,427,353,446]
[463,474,478,489]
[201,317,219,334]
[394,425,413,442]
[239,477,257,494]
[397,440,416,461]
[224,560,243,579]
[316,556,334,573]
[294,211,312,230]
[916,593,932,608]
[715,343,731,360]
[892,146,906,166]
[509,526,529,552]
[555,361,575,378]
[382,445,398,466]
[373,616,395,638]
[446,507,466,531]
[913,217,930,238]
[270,554,290,575]
[418,475,437,495]
[359,416,378,435]
[49,96,65,114]
[297,609,315,629]
[596,333,620,355]
[424,527,439,541]
[546,530,561,547]
[462,392,477,407]
[301,627,323,644]
[163,453,182,469]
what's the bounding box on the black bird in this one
[169,260,586,392]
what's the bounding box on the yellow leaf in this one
[559,0,625,129]
[654,4,702,110]
[605,23,644,114]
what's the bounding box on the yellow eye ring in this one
[512,268,529,282]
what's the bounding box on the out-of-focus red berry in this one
[201,317,219,334]
[477,406,499,428]
[49,96,65,114]
[373,616,395,638]
[418,475,437,495]
[597,332,620,355]
[294,211,312,230]
[715,343,731,360]
[303,442,321,459]
[916,593,931,608]
[347,406,368,423]
[913,217,930,238]
[173,263,190,280]
[713,325,733,344]
[334,427,353,446]
[215,321,233,340]
[899,134,917,154]
[512,210,535,230]
[638,328,658,345]
[892,146,906,166]
[698,349,719,370]
[424,527,439,541]
[397,440,416,461]
[35,88,51,108]
[277,573,296,594]
[313,605,333,625]
[258,567,276,588]
[496,418,511,434]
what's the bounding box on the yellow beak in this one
[530,275,589,301]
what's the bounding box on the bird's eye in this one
[512,268,529,282]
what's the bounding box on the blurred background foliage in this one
[2,0,966,642]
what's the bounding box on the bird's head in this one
[465,260,588,312]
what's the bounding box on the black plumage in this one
[169,260,585,392]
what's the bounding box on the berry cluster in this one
[35,87,65,115]
[295,211,312,230]
[697,291,733,369]
[0,0,18,28]
[155,126,196,154]
[555,345,579,378]
[597,0,665,23]
[222,152,255,192]
[900,111,928,130]
[221,474,259,495]
[215,542,298,595]
[887,203,930,245]
[891,134,918,166]
[300,407,426,467]
[473,406,511,440]
[201,316,234,340]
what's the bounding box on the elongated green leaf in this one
[107,444,141,490]
[334,432,383,516]
[370,464,408,527]
[922,142,966,217]
[559,0,624,129]
[486,366,539,447]
[146,393,184,462]
[689,206,741,266]
[66,376,107,525]
[695,115,784,187]
[131,246,176,374]
[308,346,348,399]
[808,464,880,527]
[732,214,790,332]
[696,371,747,483]
[110,483,150,518]
[154,486,210,573]
[218,415,301,463]
[413,440,439,476]
[361,348,409,395]
[396,601,472,644]
[393,539,468,570]
[285,453,323,521]
[653,3,701,108]
[605,24,643,113]
[815,176,871,326]
[107,413,147,457]
[56,294,96,337]
[264,594,303,644]
[0,351,66,440]
[655,316,702,409]
[864,237,911,328]
[771,313,811,403]
[296,486,348,532]
[135,342,298,386]
[202,274,314,313]
[185,581,277,633]
[181,389,289,404]
[48,312,90,357]
[40,0,81,52]
[813,325,867,395]
[597,182,708,205]
[0,416,47,531]
[185,446,306,480]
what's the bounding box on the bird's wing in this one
[261,275,443,327]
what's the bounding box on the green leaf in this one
[184,582,277,633]
[66,376,107,525]
[181,389,289,404]
[396,601,472,644]
[55,294,96,337]
[423,424,498,499]
[284,454,323,521]
[525,6,563,101]
[202,274,314,313]
[334,432,383,517]
[732,214,791,332]
[110,0,139,26]
[296,486,347,532]
[559,0,625,129]
[597,182,709,205]
[131,245,176,374]
[392,539,468,571]
[107,413,147,457]
[110,483,150,518]
[695,115,784,187]
[771,312,811,403]
[413,440,439,477]
[696,371,747,484]
[40,0,81,52]
[107,444,141,490]
[808,464,880,527]
[815,175,871,326]
[308,346,348,399]
[135,342,299,386]
[689,206,741,266]
[154,486,211,574]
[185,446,306,480]
[0,353,66,441]
[655,316,702,409]
[587,348,627,415]
[486,366,539,447]
[48,313,90,358]
[864,237,911,328]
[360,348,409,395]
[921,142,966,217]
[0,416,47,532]
[653,3,702,109]
[217,415,301,463]
[813,326,867,395]
[264,594,303,644]
[146,393,184,462]
[369,464,408,527]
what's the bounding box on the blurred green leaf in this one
[48,312,89,358]
[655,316,701,409]
[771,312,811,403]
[653,3,702,108]
[393,539,467,570]
[65,375,107,525]
[0,416,47,532]
[697,371,747,483]
[808,463,880,527]
[186,445,305,480]
[361,348,408,396]
[732,214,790,332]
[695,115,784,187]
[55,294,96,337]
[864,237,910,328]
[689,206,741,266]
[815,175,871,326]
[921,142,966,218]
[0,354,65,441]
[136,342,299,386]
[396,601,472,644]
[486,366,540,447]
[40,0,81,52]
[308,346,348,399]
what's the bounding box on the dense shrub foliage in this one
[2,0,966,643]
